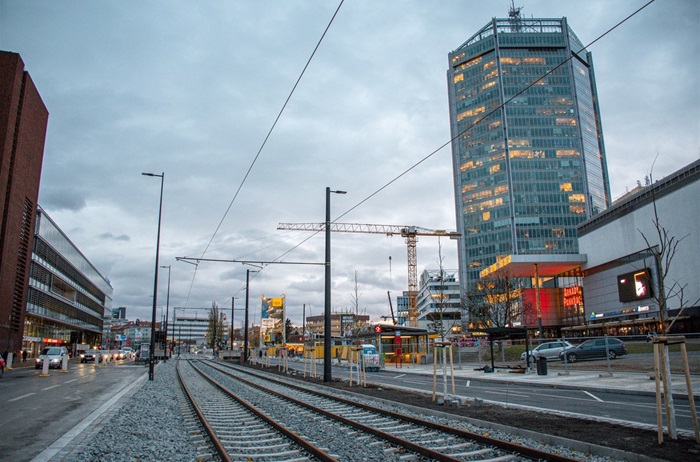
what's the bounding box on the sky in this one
[1,0,698,328]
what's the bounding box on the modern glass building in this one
[24,207,113,356]
[447,12,611,293]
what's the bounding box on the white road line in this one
[466,380,470,387]
[393,374,406,379]
[65,379,77,384]
[9,393,36,402]
[42,384,61,391]
[583,390,604,402]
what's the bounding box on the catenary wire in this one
[181,1,345,307]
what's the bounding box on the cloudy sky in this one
[1,0,698,327]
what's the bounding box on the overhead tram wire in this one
[331,0,656,223]
[265,0,656,267]
[179,1,346,306]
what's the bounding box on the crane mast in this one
[277,222,460,327]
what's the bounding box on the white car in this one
[35,346,70,369]
[521,341,574,362]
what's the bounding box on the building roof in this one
[479,254,587,278]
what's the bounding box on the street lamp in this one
[143,171,164,381]
[160,265,171,361]
[324,187,346,382]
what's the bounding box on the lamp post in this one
[230,297,238,351]
[143,171,164,381]
[160,265,171,361]
[324,186,346,382]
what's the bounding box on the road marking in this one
[393,374,406,378]
[42,384,61,391]
[583,390,604,402]
[65,379,77,384]
[9,393,36,402]
[466,380,470,387]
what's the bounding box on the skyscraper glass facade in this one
[447,16,611,290]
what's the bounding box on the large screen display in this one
[617,268,653,303]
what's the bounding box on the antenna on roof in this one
[509,0,523,19]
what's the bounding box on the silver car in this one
[521,341,574,362]
[35,346,69,369]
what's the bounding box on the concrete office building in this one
[24,207,113,356]
[415,269,462,335]
[574,160,700,336]
[0,51,49,355]
[447,10,611,296]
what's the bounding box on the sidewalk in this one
[370,361,700,400]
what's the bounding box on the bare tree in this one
[638,186,695,333]
[207,302,226,350]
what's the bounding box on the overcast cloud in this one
[1,0,697,327]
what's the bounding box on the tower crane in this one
[277,222,460,327]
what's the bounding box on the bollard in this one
[61,354,69,372]
[6,352,13,370]
[41,355,50,376]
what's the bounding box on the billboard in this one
[617,269,653,303]
[261,295,285,346]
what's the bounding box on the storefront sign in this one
[563,286,583,307]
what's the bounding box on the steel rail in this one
[186,360,336,462]
[211,360,583,462]
[175,360,232,462]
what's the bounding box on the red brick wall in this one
[0,51,48,353]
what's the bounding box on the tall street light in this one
[324,187,346,382]
[143,171,164,381]
[160,265,171,361]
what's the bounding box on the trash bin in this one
[537,356,548,375]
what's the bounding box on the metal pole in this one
[143,172,164,381]
[231,297,236,352]
[324,187,332,382]
[160,265,171,362]
[323,187,346,383]
[244,269,250,363]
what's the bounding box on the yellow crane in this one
[277,222,460,327]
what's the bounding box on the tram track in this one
[196,359,583,461]
[176,359,336,461]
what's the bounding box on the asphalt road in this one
[284,361,699,434]
[0,360,147,462]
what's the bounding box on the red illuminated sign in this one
[563,286,583,307]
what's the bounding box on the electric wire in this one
[181,1,345,307]
[269,0,656,268]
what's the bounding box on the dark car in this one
[559,338,627,362]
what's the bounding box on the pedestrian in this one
[22,349,27,362]
[646,332,652,343]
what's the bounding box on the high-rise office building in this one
[447,11,611,292]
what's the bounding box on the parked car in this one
[521,341,574,362]
[80,349,101,363]
[558,338,627,362]
[35,346,70,369]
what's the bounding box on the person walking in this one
[22,349,27,362]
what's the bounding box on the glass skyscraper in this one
[447,14,611,291]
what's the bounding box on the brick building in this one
[0,51,49,355]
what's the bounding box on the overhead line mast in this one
[277,222,460,327]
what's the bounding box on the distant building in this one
[415,269,462,335]
[25,207,113,355]
[306,312,370,339]
[447,12,611,296]
[171,315,210,348]
[112,307,127,319]
[0,51,49,354]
